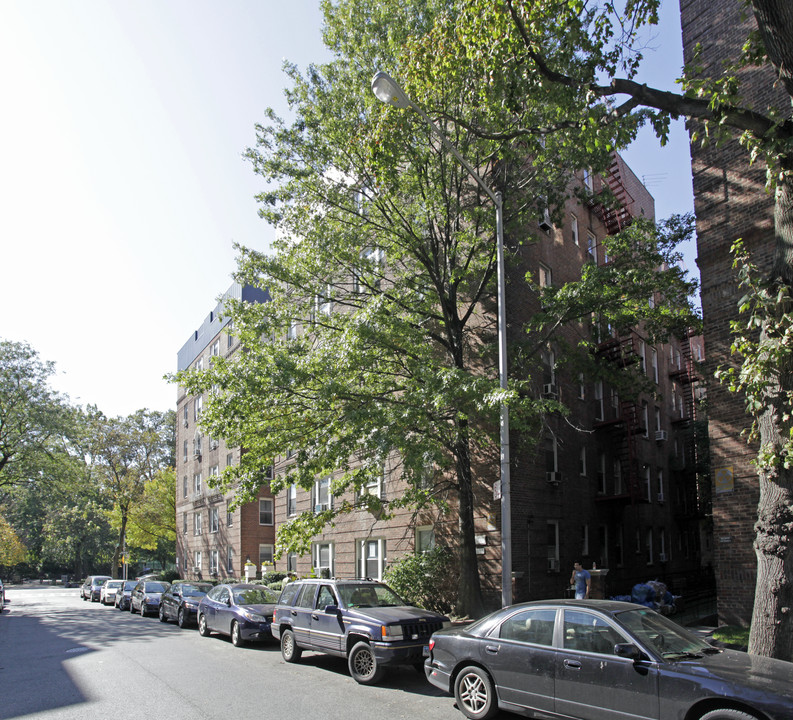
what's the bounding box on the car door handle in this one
[485,645,500,654]
[564,659,582,670]
[290,610,298,616]
[311,614,319,620]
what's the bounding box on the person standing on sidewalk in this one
[570,561,591,599]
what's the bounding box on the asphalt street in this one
[0,585,486,720]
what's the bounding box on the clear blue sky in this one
[0,0,693,418]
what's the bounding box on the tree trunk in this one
[112,515,127,578]
[749,177,793,661]
[454,417,485,618]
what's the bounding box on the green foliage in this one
[383,546,457,615]
[0,513,27,567]
[712,624,750,649]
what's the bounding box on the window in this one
[579,447,587,476]
[644,466,652,502]
[287,320,298,340]
[545,435,558,474]
[183,440,188,463]
[227,321,234,348]
[183,405,189,428]
[657,469,665,503]
[287,484,297,516]
[594,381,604,421]
[651,348,659,383]
[547,520,560,571]
[210,340,220,358]
[209,507,219,534]
[641,401,649,438]
[357,463,385,501]
[659,528,668,561]
[182,512,187,535]
[193,433,202,458]
[616,525,624,566]
[357,538,386,580]
[581,524,589,556]
[183,475,188,499]
[209,549,219,575]
[613,458,623,495]
[312,542,334,577]
[226,453,233,467]
[259,498,274,525]
[318,283,333,316]
[646,528,654,565]
[610,387,619,410]
[541,348,556,387]
[287,552,298,573]
[194,550,202,571]
[313,476,332,513]
[500,608,556,645]
[571,213,579,245]
[416,526,435,554]
[209,435,219,450]
[538,263,553,288]
[208,465,219,484]
[655,407,662,433]
[587,232,597,262]
[226,546,234,574]
[193,473,202,497]
[577,373,585,400]
[638,340,646,373]
[226,500,233,526]
[259,544,274,566]
[194,395,203,421]
[194,512,202,536]
[597,452,606,494]
[583,167,594,194]
[563,610,624,655]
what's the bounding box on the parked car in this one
[130,580,171,616]
[0,579,4,613]
[425,599,793,720]
[99,579,124,606]
[197,583,279,647]
[114,579,137,610]
[81,575,112,602]
[159,582,213,627]
[272,578,450,684]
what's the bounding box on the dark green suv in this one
[272,578,450,684]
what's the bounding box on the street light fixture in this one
[371,71,512,608]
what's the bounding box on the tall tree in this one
[175,0,698,617]
[416,0,793,659]
[0,339,70,491]
[125,467,176,571]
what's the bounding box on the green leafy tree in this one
[0,339,70,491]
[125,467,176,571]
[413,0,792,660]
[0,512,27,569]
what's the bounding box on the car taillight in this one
[428,638,436,653]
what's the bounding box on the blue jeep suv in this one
[272,578,450,684]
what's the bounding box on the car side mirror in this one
[323,605,339,614]
[614,643,642,660]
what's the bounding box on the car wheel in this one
[140,603,147,616]
[231,621,245,648]
[177,607,187,628]
[280,629,302,662]
[198,614,211,637]
[348,641,384,685]
[698,711,758,720]
[159,605,167,623]
[454,666,497,720]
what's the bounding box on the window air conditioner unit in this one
[542,383,558,398]
[547,558,560,572]
[183,419,189,428]
[546,471,562,485]
[315,503,329,513]
[192,567,201,574]
[655,430,668,442]
[539,208,553,232]
[658,553,668,563]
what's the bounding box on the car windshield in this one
[338,583,404,608]
[234,587,278,605]
[123,581,137,589]
[181,584,211,597]
[107,581,123,588]
[616,607,715,658]
[144,582,169,593]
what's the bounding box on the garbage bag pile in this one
[611,580,678,614]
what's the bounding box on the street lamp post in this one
[371,71,512,608]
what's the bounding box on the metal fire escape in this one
[592,153,635,235]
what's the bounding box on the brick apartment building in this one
[271,154,711,606]
[680,0,788,625]
[174,283,275,581]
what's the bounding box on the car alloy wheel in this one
[454,666,497,720]
[177,607,187,628]
[699,711,758,720]
[280,629,302,662]
[198,614,210,637]
[231,621,244,647]
[348,641,384,685]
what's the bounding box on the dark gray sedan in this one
[425,599,793,720]
[197,583,278,647]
